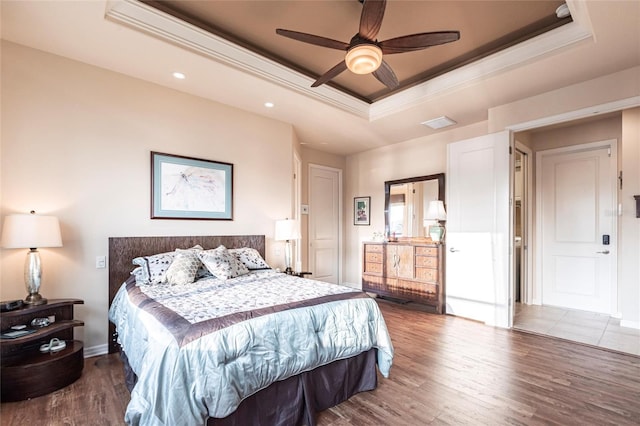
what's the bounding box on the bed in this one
[108,235,394,426]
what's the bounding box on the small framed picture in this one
[354,196,371,226]
[151,151,233,220]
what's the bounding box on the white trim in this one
[620,320,640,330]
[370,20,593,121]
[105,0,369,118]
[535,139,619,316]
[514,142,534,308]
[84,343,108,358]
[105,0,594,121]
[507,97,640,132]
[293,151,302,272]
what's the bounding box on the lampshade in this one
[275,219,301,241]
[425,201,447,221]
[1,213,62,249]
[345,44,382,75]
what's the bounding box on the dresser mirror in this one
[384,173,445,238]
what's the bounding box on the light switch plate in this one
[301,204,309,214]
[96,255,106,269]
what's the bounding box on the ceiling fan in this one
[276,0,460,90]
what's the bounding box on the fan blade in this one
[359,0,386,40]
[380,31,460,54]
[372,60,398,89]
[276,29,349,51]
[311,61,348,87]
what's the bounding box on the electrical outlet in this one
[96,255,106,269]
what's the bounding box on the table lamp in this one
[425,200,447,243]
[275,218,301,274]
[1,211,62,305]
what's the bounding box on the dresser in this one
[363,241,444,313]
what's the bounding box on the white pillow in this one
[165,249,202,286]
[198,245,249,280]
[229,247,270,270]
[132,245,203,285]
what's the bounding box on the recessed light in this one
[264,102,275,108]
[421,116,457,130]
[172,72,186,80]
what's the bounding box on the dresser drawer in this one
[365,244,383,253]
[415,246,438,257]
[365,252,383,263]
[415,267,438,282]
[415,256,438,268]
[364,262,383,274]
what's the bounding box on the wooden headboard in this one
[108,235,265,354]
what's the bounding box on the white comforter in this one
[109,270,394,425]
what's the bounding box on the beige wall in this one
[346,71,639,326]
[1,42,295,353]
[343,121,488,285]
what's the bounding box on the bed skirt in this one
[121,348,378,426]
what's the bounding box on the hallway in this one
[514,303,640,356]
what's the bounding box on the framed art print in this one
[354,196,370,226]
[151,151,233,220]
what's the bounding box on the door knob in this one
[449,247,459,253]
[596,250,610,254]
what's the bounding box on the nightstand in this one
[0,299,84,401]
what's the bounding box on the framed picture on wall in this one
[354,196,371,226]
[151,151,233,220]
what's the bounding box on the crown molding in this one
[105,0,370,118]
[106,0,593,122]
[369,19,593,121]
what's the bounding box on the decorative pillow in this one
[198,245,249,280]
[132,245,203,285]
[164,249,202,286]
[130,266,149,286]
[229,247,270,270]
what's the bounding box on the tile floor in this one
[513,303,640,356]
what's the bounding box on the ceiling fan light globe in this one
[345,44,382,75]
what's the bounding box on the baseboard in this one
[620,319,640,330]
[84,343,109,358]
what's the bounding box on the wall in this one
[1,42,295,354]
[619,107,640,327]
[343,121,488,286]
[346,69,639,327]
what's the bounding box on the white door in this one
[446,131,511,327]
[538,141,617,314]
[308,164,341,284]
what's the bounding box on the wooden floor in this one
[2,300,639,425]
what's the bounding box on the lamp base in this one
[24,293,47,305]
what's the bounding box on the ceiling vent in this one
[421,116,457,130]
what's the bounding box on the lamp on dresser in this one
[425,200,447,243]
[0,211,62,305]
[275,218,301,274]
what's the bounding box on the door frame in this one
[293,151,302,272]
[515,142,534,306]
[534,139,619,315]
[308,163,343,284]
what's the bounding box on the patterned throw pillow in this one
[165,249,202,285]
[132,245,203,285]
[229,247,270,270]
[198,245,249,280]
